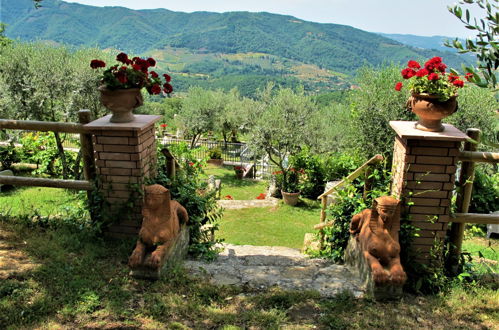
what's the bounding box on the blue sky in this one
[63,0,475,38]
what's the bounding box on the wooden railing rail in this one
[457,150,499,163]
[314,154,384,247]
[448,128,499,273]
[0,110,95,191]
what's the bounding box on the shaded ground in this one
[0,221,498,329]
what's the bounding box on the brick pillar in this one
[85,115,161,238]
[389,121,468,265]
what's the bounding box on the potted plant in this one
[395,57,468,132]
[234,165,244,179]
[274,168,303,206]
[207,147,223,166]
[90,52,173,123]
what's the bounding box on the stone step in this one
[184,243,364,297]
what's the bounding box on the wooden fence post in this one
[78,110,95,182]
[447,128,480,273]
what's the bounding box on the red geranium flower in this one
[416,68,429,77]
[151,84,161,94]
[465,72,473,81]
[453,79,464,87]
[116,52,128,63]
[150,71,159,78]
[401,68,416,79]
[132,64,142,71]
[407,60,421,69]
[188,162,194,166]
[448,74,459,82]
[395,82,403,91]
[437,63,447,73]
[160,124,167,128]
[147,57,156,67]
[115,71,128,84]
[224,195,234,200]
[256,193,266,200]
[163,74,171,82]
[427,72,440,81]
[163,83,173,94]
[90,59,106,69]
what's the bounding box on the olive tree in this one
[177,87,227,147]
[0,42,109,178]
[446,0,498,88]
[249,85,320,187]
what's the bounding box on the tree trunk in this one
[53,131,68,179]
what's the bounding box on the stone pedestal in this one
[129,224,190,280]
[345,237,402,300]
[389,121,468,264]
[85,115,161,238]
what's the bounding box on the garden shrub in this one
[152,142,223,259]
[289,147,325,199]
[311,163,391,262]
[208,147,222,160]
[0,141,20,170]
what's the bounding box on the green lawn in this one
[202,164,268,200]
[217,201,321,248]
[0,186,84,217]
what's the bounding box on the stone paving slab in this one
[217,198,279,209]
[184,243,364,297]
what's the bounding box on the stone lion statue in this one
[349,196,407,285]
[128,184,189,269]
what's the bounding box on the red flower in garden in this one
[272,170,283,175]
[256,193,266,200]
[189,162,194,166]
[407,60,421,69]
[401,68,416,79]
[448,74,459,82]
[163,74,171,82]
[427,72,440,81]
[416,68,429,77]
[160,123,168,128]
[465,72,473,81]
[115,71,128,84]
[395,82,403,91]
[151,84,161,94]
[437,63,447,73]
[147,57,156,67]
[224,195,234,200]
[452,79,464,87]
[90,59,106,69]
[90,53,173,95]
[163,83,173,94]
[116,52,128,63]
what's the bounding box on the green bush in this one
[469,166,499,214]
[152,143,223,259]
[208,147,222,160]
[288,148,325,199]
[0,142,20,170]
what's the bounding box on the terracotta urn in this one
[281,190,300,206]
[407,93,457,132]
[99,86,144,123]
[207,159,224,166]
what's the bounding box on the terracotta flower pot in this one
[281,190,300,206]
[207,159,224,166]
[407,93,457,132]
[99,86,143,123]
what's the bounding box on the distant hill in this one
[2,0,472,95]
[378,33,467,53]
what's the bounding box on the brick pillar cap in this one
[84,115,162,132]
[390,121,468,141]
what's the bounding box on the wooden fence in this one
[0,110,96,191]
[448,128,499,270]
